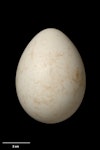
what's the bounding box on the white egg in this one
[15,28,86,124]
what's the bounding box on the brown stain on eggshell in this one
[33,95,54,107]
[71,67,85,97]
[74,69,81,82]
[72,68,84,86]
[34,98,41,105]
[47,51,64,66]
[56,52,64,57]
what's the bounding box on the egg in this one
[15,28,86,124]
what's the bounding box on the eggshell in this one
[15,28,86,124]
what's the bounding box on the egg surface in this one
[16,28,86,124]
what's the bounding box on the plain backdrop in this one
[0,1,99,149]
